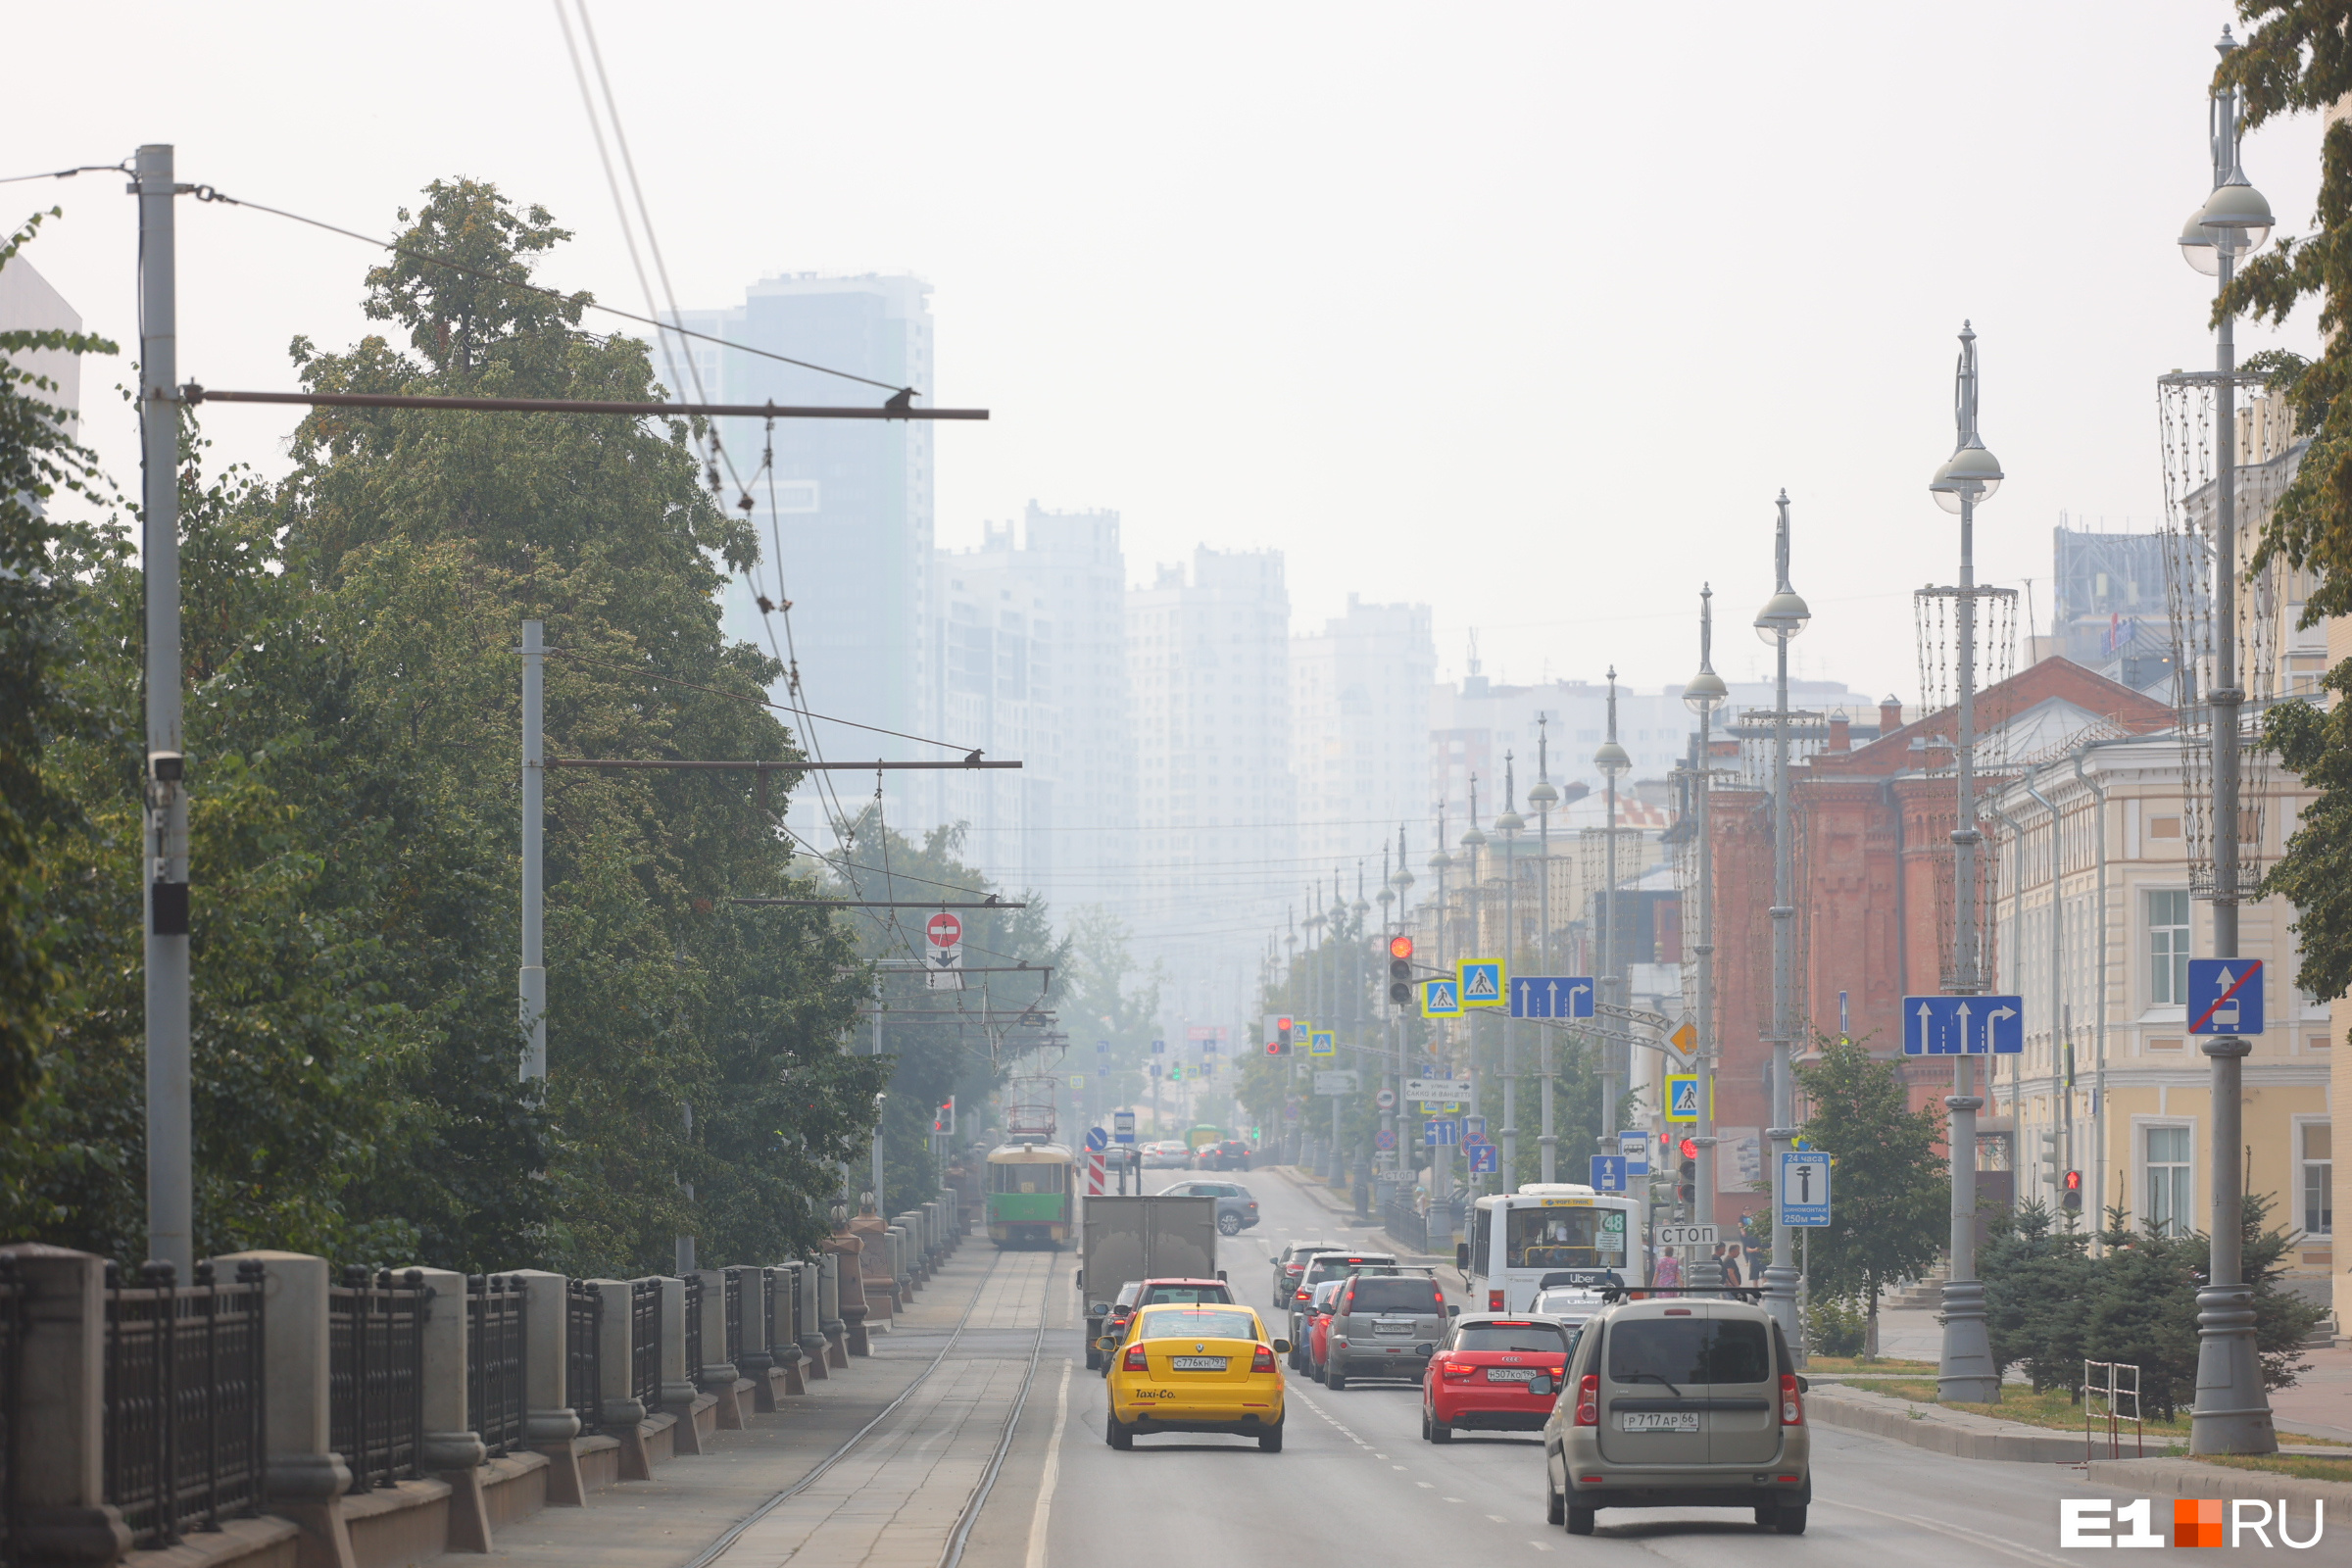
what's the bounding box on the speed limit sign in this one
[1374,1088,1396,1111]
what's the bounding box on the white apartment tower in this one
[934,503,1131,903]
[1129,548,1295,1023]
[1293,596,1437,871]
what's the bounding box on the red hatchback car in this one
[1422,1313,1576,1442]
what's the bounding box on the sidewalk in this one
[437,1242,1044,1568]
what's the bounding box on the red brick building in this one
[1699,660,2174,1227]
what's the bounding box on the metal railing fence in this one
[329,1267,428,1493]
[466,1275,526,1458]
[682,1274,704,1381]
[722,1271,743,1368]
[565,1280,602,1431]
[101,1259,267,1548]
[628,1280,661,1410]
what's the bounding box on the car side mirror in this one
[1446,1304,1461,1317]
[1455,1242,1470,1270]
[1273,1339,1292,1354]
[1095,1337,1116,1351]
[1217,1269,1227,1282]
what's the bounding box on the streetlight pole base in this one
[1935,1277,2000,1403]
[2189,1282,2277,1454]
[1761,1264,1799,1345]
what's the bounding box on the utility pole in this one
[1460,781,1486,1197]
[138,144,193,1276]
[1754,494,1809,1348]
[1531,724,1559,1184]
[521,620,547,1083]
[1683,588,1728,1229]
[1593,675,1630,1142]
[1497,755,1523,1192]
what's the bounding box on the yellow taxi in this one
[1100,1302,1289,1451]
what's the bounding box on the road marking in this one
[1487,1515,1508,1523]
[1417,1481,1434,1489]
[1446,1496,1464,1503]
[1527,1543,1551,1552]
[1816,1497,2072,1567]
[1022,1359,1073,1568]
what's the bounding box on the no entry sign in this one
[925,911,963,950]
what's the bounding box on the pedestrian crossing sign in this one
[1666,1075,1699,1124]
[1310,1030,1336,1057]
[1458,959,1505,1009]
[1420,979,1460,1018]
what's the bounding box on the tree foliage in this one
[1792,1033,1946,1352]
[2,181,877,1273]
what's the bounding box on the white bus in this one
[1458,1185,1645,1315]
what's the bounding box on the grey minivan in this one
[1321,1269,1453,1390]
[1285,1250,1398,1355]
[1542,1293,1811,1536]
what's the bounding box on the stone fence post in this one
[691,1270,744,1430]
[2,1245,129,1568]
[510,1271,582,1505]
[216,1250,355,1568]
[765,1266,806,1396]
[793,1262,829,1381]
[590,1280,653,1480]
[658,1277,708,1454]
[817,1254,847,1368]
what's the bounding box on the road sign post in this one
[1901,994,2025,1055]
[1665,1075,1699,1123]
[2187,958,2265,1036]
[1467,1142,1498,1175]
[1419,980,1460,1018]
[1618,1130,1651,1176]
[1458,960,1506,1009]
[1589,1154,1629,1193]
[1508,976,1595,1019]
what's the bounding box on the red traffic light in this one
[1389,935,1414,960]
[2064,1169,2082,1192]
[1679,1137,1699,1160]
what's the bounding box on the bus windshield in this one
[1504,1205,1628,1270]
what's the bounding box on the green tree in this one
[0,210,117,1127]
[1792,1033,1946,1357]
[1979,1200,2095,1394]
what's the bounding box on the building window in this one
[2146,1125,2193,1237]
[2303,1124,2332,1238]
[2148,890,2191,1005]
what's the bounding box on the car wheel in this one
[1258,1423,1284,1452]
[1218,1213,1243,1236]
[1773,1505,1806,1536]
[1105,1412,1133,1451]
[1084,1348,1100,1372]
[1566,1507,1595,1537]
[1546,1480,1565,1526]
[1326,1369,1348,1392]
[1311,1360,1326,1384]
[1428,1416,1450,1443]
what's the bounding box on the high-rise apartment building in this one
[1129,548,1295,1025]
[935,503,1131,904]
[1293,596,1437,870]
[666,274,936,834]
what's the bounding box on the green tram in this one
[984,1139,1075,1249]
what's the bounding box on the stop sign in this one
[925,911,963,950]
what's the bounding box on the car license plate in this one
[1169,1355,1227,1371]
[1620,1411,1698,1432]
[1373,1322,1412,1336]
[1486,1367,1538,1382]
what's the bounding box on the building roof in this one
[1807,657,2172,780]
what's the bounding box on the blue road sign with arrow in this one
[1466,1142,1498,1175]
[2187,958,2264,1036]
[1589,1154,1629,1193]
[1901,994,2024,1055]
[1424,1118,1458,1147]
[1509,975,1595,1018]
[1085,1127,1108,1151]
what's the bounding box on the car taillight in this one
[1488,1290,1504,1311]
[1441,1361,1474,1379]
[1295,1290,1308,1301]
[1123,1343,1149,1372]
[1343,1286,1355,1310]
[1251,1345,1275,1373]
[1573,1373,1599,1427]
[1781,1372,1803,1426]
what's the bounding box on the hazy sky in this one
[11,1,2325,697]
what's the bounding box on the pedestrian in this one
[1654,1250,1683,1289]
[1720,1244,1743,1287]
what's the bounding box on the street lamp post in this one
[1594,674,1632,1142]
[1683,589,1729,1230]
[1530,725,1561,1184]
[1498,757,1526,1193]
[1430,808,1452,1215]
[1927,324,2004,1403]
[1754,495,1809,1348]
[2179,25,2278,1456]
[1460,780,1488,1196]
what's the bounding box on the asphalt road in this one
[961,1164,2273,1567]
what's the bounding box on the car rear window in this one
[1346,1278,1444,1313]
[1138,1307,1257,1341]
[1140,1284,1230,1305]
[1607,1318,1772,1386]
[1306,1257,1396,1285]
[1455,1322,1569,1353]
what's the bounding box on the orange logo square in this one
[2174,1497,2225,1547]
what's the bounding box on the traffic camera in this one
[1387,936,1414,1006]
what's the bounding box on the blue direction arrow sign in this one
[1084,1127,1108,1151]
[1424,1118,1459,1147]
[1589,1154,1629,1193]
[1466,1142,1498,1175]
[2188,958,2265,1036]
[1780,1151,1832,1227]
[1509,975,1596,1018]
[1901,994,2025,1055]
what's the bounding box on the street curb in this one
[2083,1456,2352,1513]
[1264,1165,1435,1262]
[1806,1383,2096,1463]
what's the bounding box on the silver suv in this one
[1284,1250,1398,1355]
[1321,1270,1452,1390]
[1542,1292,1811,1537]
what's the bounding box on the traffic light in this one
[933,1096,956,1135]
[1677,1137,1697,1205]
[2063,1169,2082,1211]
[1264,1013,1294,1054]
[1388,936,1415,1006]
[2038,1129,2062,1195]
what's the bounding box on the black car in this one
[1196,1139,1252,1171]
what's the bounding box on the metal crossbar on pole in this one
[548,759,1019,771]
[730,900,1029,910]
[179,385,989,421]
